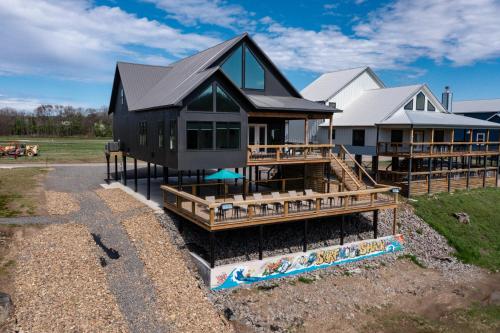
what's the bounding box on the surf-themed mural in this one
[210,234,404,290]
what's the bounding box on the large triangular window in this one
[221,43,265,90]
[427,100,436,111]
[244,47,264,89]
[187,85,213,111]
[221,46,243,88]
[404,100,413,110]
[216,86,239,112]
[415,92,425,111]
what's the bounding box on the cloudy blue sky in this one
[1,0,500,110]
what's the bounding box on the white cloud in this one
[0,0,220,81]
[255,0,500,74]
[144,0,254,30]
[0,96,42,111]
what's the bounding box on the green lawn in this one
[0,168,48,217]
[411,188,500,271]
[0,136,110,163]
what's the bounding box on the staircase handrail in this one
[338,145,378,186]
[330,152,363,189]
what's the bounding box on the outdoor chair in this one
[304,189,320,209]
[252,193,270,215]
[271,192,284,213]
[205,196,220,218]
[233,195,248,218]
[287,190,303,211]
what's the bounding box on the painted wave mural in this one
[212,234,404,290]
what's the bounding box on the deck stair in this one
[330,145,376,192]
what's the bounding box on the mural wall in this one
[210,234,404,290]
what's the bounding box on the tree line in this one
[0,105,112,137]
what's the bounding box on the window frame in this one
[352,129,365,147]
[186,82,240,113]
[216,122,241,150]
[415,92,425,111]
[186,121,214,150]
[169,120,177,151]
[221,43,265,91]
[158,121,164,149]
[138,121,147,146]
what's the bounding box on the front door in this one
[249,124,267,151]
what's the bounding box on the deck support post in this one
[122,154,127,186]
[496,155,500,187]
[428,158,433,194]
[106,154,110,183]
[258,225,264,260]
[373,210,379,239]
[154,164,157,178]
[178,170,183,190]
[235,168,239,185]
[372,155,379,177]
[466,156,471,190]
[209,232,215,268]
[392,208,398,235]
[407,158,413,197]
[163,166,168,185]
[134,158,138,192]
[340,216,345,245]
[255,166,259,191]
[249,166,253,193]
[326,164,331,193]
[447,157,452,192]
[114,155,118,181]
[303,220,308,252]
[147,162,151,200]
[483,155,487,188]
[196,169,200,184]
[202,169,206,182]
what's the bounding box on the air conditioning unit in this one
[105,141,120,153]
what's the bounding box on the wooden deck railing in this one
[161,184,398,231]
[247,144,333,165]
[378,141,500,157]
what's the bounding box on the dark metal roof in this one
[111,33,321,113]
[247,94,339,113]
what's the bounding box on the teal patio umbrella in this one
[205,169,243,200]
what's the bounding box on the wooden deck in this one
[247,144,333,165]
[377,141,500,158]
[162,185,399,231]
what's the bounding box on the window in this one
[477,132,486,142]
[187,85,213,111]
[391,130,403,143]
[352,129,365,146]
[434,130,444,142]
[331,129,336,140]
[120,88,124,105]
[216,86,239,112]
[187,122,213,150]
[221,46,243,88]
[427,100,436,111]
[244,47,264,89]
[216,122,240,149]
[416,92,425,111]
[138,121,147,146]
[169,120,176,150]
[404,100,413,110]
[158,121,164,148]
[221,44,265,90]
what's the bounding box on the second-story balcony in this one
[377,141,500,158]
[247,144,334,165]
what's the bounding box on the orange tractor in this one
[0,142,39,157]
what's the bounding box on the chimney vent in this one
[442,86,453,112]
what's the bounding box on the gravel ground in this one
[45,191,80,215]
[96,188,145,213]
[11,223,128,332]
[121,211,233,333]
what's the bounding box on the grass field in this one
[0,136,110,163]
[0,168,48,217]
[411,188,500,271]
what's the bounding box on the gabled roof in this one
[320,85,422,127]
[110,33,313,113]
[377,110,500,128]
[453,98,500,113]
[300,66,385,102]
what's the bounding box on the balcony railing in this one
[377,141,500,157]
[162,184,398,231]
[247,144,333,165]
